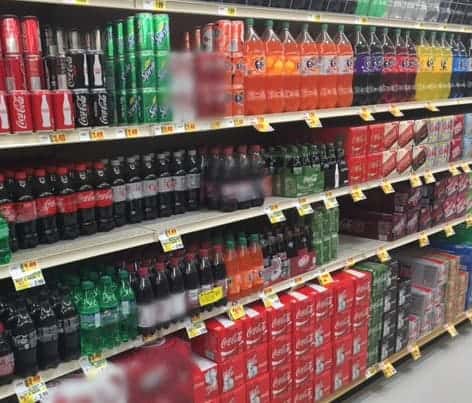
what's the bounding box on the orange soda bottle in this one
[279,22,301,112]
[262,20,285,113]
[248,233,264,292]
[224,239,240,300]
[243,18,267,115]
[316,24,338,109]
[297,23,319,111]
[237,234,253,297]
[334,25,354,107]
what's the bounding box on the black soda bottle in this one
[11,304,38,377]
[13,171,39,249]
[142,154,159,220]
[109,158,127,226]
[236,145,251,209]
[0,323,14,385]
[352,25,370,106]
[93,161,115,232]
[75,163,97,235]
[183,253,201,316]
[55,166,80,240]
[0,173,18,251]
[125,156,144,223]
[220,146,238,212]
[368,26,383,105]
[212,244,228,306]
[198,249,214,312]
[136,266,155,337]
[186,149,200,211]
[171,150,187,215]
[206,147,221,210]
[248,145,265,207]
[168,257,186,322]
[55,286,80,361]
[154,261,171,329]
[33,168,59,244]
[157,152,173,217]
[46,166,58,194]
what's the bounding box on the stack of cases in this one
[310,205,339,266]
[395,276,412,353]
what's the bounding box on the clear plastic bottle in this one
[279,22,300,112]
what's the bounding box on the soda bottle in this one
[186,149,200,211]
[99,276,120,349]
[324,0,343,12]
[171,150,187,215]
[55,286,80,361]
[32,169,59,244]
[220,146,238,212]
[356,0,371,15]
[439,32,453,99]
[316,24,338,108]
[334,25,354,107]
[92,162,115,232]
[224,239,240,300]
[243,18,267,115]
[153,261,171,329]
[415,31,433,101]
[168,257,186,322]
[392,28,408,102]
[237,234,253,297]
[235,145,251,210]
[297,23,319,110]
[156,152,173,217]
[466,36,472,96]
[79,280,102,355]
[183,253,200,316]
[198,249,215,310]
[109,158,127,227]
[0,323,14,385]
[117,270,137,342]
[414,1,428,20]
[380,28,397,103]
[279,22,301,112]
[198,146,207,208]
[368,0,387,16]
[248,145,265,207]
[142,154,158,220]
[262,20,285,113]
[0,174,18,252]
[136,267,155,336]
[212,244,228,306]
[276,231,290,279]
[74,163,97,235]
[248,234,264,293]
[34,290,60,369]
[453,34,467,98]
[352,25,370,105]
[368,26,383,105]
[451,33,460,98]
[11,304,38,377]
[426,0,441,21]
[439,1,453,22]
[14,171,39,249]
[405,30,418,101]
[125,156,144,223]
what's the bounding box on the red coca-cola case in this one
[351,304,370,329]
[280,290,315,334]
[0,91,10,134]
[245,342,268,381]
[352,325,368,357]
[338,269,372,308]
[7,90,33,133]
[220,384,246,403]
[382,150,397,178]
[268,333,292,371]
[314,316,332,348]
[351,350,368,382]
[241,306,268,350]
[270,363,292,403]
[218,353,245,393]
[4,54,26,91]
[252,301,291,341]
[191,316,244,363]
[293,384,314,403]
[300,283,334,321]
[52,90,75,130]
[31,90,54,132]
[314,370,332,402]
[326,275,355,314]
[333,333,353,368]
[396,147,413,176]
[246,372,270,403]
[346,155,366,184]
[365,152,383,181]
[453,114,465,138]
[332,359,352,393]
[192,354,219,402]
[292,326,314,359]
[368,123,385,153]
[292,354,314,392]
[383,122,400,150]
[321,126,368,157]
[332,309,352,339]
[314,342,332,377]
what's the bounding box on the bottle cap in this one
[370,26,376,32]
[282,21,290,30]
[200,248,209,257]
[223,146,234,156]
[213,244,223,252]
[321,23,328,31]
[185,253,195,262]
[156,261,165,271]
[82,280,94,290]
[0,174,4,182]
[237,144,247,154]
[75,163,87,172]
[355,25,362,32]
[94,161,105,169]
[101,275,112,285]
[226,240,235,249]
[301,23,309,32]
[170,257,180,266]
[338,24,344,32]
[246,18,254,26]
[119,270,128,280]
[15,171,27,180]
[249,233,259,242]
[265,20,273,29]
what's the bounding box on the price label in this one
[345,257,356,267]
[445,323,458,337]
[377,247,391,263]
[90,129,105,141]
[161,124,174,135]
[158,228,184,253]
[466,215,472,228]
[381,180,395,194]
[310,14,322,22]
[426,102,440,112]
[418,232,430,248]
[199,286,224,307]
[323,193,338,210]
[186,320,207,339]
[365,365,378,378]
[297,198,314,216]
[261,292,280,308]
[305,112,322,128]
[50,133,67,143]
[410,174,423,188]
[265,204,286,224]
[232,117,245,127]
[155,0,167,9]
[292,276,304,288]
[79,353,108,378]
[184,121,197,132]
[423,170,436,184]
[228,304,246,321]
[461,163,471,173]
[253,117,274,133]
[380,362,397,378]
[318,272,334,286]
[125,127,139,138]
[449,165,461,176]
[218,5,237,15]
[351,186,366,203]
[73,0,89,4]
[10,261,45,291]
[389,105,404,118]
[359,107,375,122]
[15,375,48,403]
[444,224,455,238]
[409,344,422,361]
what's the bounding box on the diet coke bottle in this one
[109,158,127,227]
[13,171,39,249]
[93,161,114,232]
[55,166,79,240]
[0,174,18,251]
[33,168,59,244]
[125,156,143,223]
[74,163,97,235]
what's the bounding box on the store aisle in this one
[342,322,472,403]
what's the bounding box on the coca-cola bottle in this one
[0,174,18,251]
[198,248,214,312]
[153,261,171,329]
[0,322,14,385]
[212,244,228,306]
[13,171,39,249]
[109,158,127,226]
[171,150,187,215]
[33,168,59,244]
[157,152,173,218]
[198,146,207,208]
[168,257,186,322]
[186,149,200,211]
[55,166,79,240]
[183,253,200,316]
[93,162,115,232]
[11,303,38,377]
[136,266,155,337]
[74,163,97,235]
[248,145,265,207]
[46,165,58,194]
[125,156,144,223]
[142,154,158,220]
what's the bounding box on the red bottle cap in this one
[46,165,57,174]
[57,166,68,176]
[94,161,105,169]
[170,257,180,266]
[249,144,261,152]
[15,171,26,180]
[75,163,87,172]
[200,248,209,257]
[223,146,234,155]
[185,253,195,262]
[0,174,4,182]
[34,168,46,177]
[138,266,149,277]
[155,261,165,271]
[237,144,247,153]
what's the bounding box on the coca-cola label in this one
[143,179,158,197]
[112,184,127,203]
[0,202,16,222]
[126,182,143,200]
[77,190,96,210]
[36,196,57,217]
[13,94,28,130]
[56,194,78,214]
[271,311,291,337]
[75,93,90,127]
[186,173,200,190]
[173,175,186,192]
[246,321,266,346]
[158,177,174,193]
[0,352,14,377]
[61,316,80,334]
[220,330,243,358]
[15,200,37,223]
[12,330,37,350]
[38,324,59,342]
[94,92,109,125]
[295,359,313,385]
[294,332,313,355]
[95,188,113,207]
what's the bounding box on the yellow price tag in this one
[359,16,369,24]
[199,287,224,306]
[297,199,314,216]
[79,354,108,378]
[389,105,404,118]
[158,228,184,253]
[449,165,461,176]
[381,362,397,378]
[262,292,280,308]
[125,128,139,138]
[318,272,334,286]
[365,365,378,378]
[254,117,274,133]
[377,247,391,263]
[423,170,436,184]
[409,344,422,360]
[419,232,430,248]
[90,130,105,141]
[360,107,375,122]
[445,323,458,337]
[75,0,89,4]
[323,194,338,210]
[345,257,356,267]
[461,163,471,173]
[292,276,304,288]
[381,180,395,194]
[10,261,45,292]
[15,376,48,403]
[155,0,166,9]
[351,186,366,203]
[233,117,245,127]
[466,215,472,228]
[210,120,221,130]
[50,133,67,143]
[184,121,197,132]
[22,260,39,272]
[426,102,440,112]
[228,304,246,321]
[161,124,174,134]
[444,225,455,238]
[266,204,286,224]
[186,320,207,339]
[410,174,423,188]
[305,112,322,128]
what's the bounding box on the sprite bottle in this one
[0,217,11,264]
[99,276,120,349]
[79,281,101,355]
[118,270,138,342]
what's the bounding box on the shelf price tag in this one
[125,127,139,138]
[365,365,378,379]
[389,105,404,118]
[158,228,184,253]
[186,320,207,339]
[377,248,391,263]
[461,163,471,173]
[228,304,246,321]
[154,0,167,9]
[351,186,366,203]
[161,124,174,135]
[184,121,197,132]
[232,117,245,127]
[50,133,67,143]
[449,165,461,176]
[297,198,314,216]
[265,204,286,224]
[345,257,356,267]
[15,375,48,403]
[423,170,436,184]
[444,224,455,238]
[410,174,423,188]
[380,361,397,378]
[73,0,89,4]
[261,290,281,308]
[291,276,305,289]
[318,272,334,286]
[90,129,105,141]
[305,112,323,128]
[466,215,472,228]
[79,353,108,378]
[426,102,440,112]
[381,180,395,194]
[359,107,374,122]
[408,344,422,361]
[418,232,430,248]
[445,323,458,337]
[199,287,223,307]
[253,117,274,133]
[10,261,45,292]
[218,5,237,15]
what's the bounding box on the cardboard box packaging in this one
[314,316,332,348]
[332,360,352,392]
[252,302,291,341]
[398,120,415,149]
[347,155,366,184]
[366,152,383,181]
[314,371,332,402]
[396,146,413,176]
[292,354,314,391]
[293,385,314,403]
[414,119,429,145]
[314,342,333,376]
[326,276,355,314]
[218,353,245,393]
[301,283,334,321]
[333,333,353,368]
[333,310,353,339]
[246,372,270,403]
[293,327,314,358]
[352,304,370,328]
[339,269,372,308]
[221,384,246,403]
[380,334,396,361]
[270,364,292,403]
[382,150,397,178]
[281,291,315,334]
[192,354,219,402]
[352,325,369,356]
[351,350,368,382]
[269,334,292,371]
[245,342,268,381]
[242,306,268,350]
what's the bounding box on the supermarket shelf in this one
[0,159,470,278]
[1,97,472,150]
[14,0,472,34]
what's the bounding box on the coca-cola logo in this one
[37,197,57,217]
[77,191,95,204]
[246,322,266,343]
[66,56,74,87]
[272,313,290,330]
[273,343,290,359]
[142,59,156,83]
[295,334,313,354]
[98,93,109,124]
[295,361,313,382]
[298,255,310,267]
[220,331,243,350]
[273,372,290,388]
[296,306,313,323]
[96,189,113,203]
[14,96,27,129]
[76,94,89,126]
[294,388,312,402]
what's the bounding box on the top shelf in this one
[14,0,472,33]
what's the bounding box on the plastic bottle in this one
[153,262,171,329]
[426,0,441,21]
[386,0,404,18]
[236,145,252,209]
[156,152,173,217]
[466,36,472,96]
[243,18,267,115]
[140,154,158,220]
[55,286,80,361]
[198,249,215,310]
[125,156,144,223]
[352,25,370,105]
[237,234,252,297]
[394,28,408,102]
[0,174,17,252]
[108,158,127,227]
[183,253,200,316]
[452,34,467,98]
[380,28,397,103]
[356,0,371,15]
[224,239,240,300]
[75,163,97,235]
[168,257,186,322]
[279,22,301,112]
[439,1,453,22]
[171,150,187,215]
[186,149,200,211]
[11,304,38,377]
[316,24,338,108]
[405,30,418,101]
[248,145,265,207]
[13,171,38,249]
[79,281,101,355]
[415,31,432,101]
[220,146,238,212]
[262,20,285,113]
[297,23,319,110]
[0,323,14,385]
[368,0,387,16]
[99,276,120,349]
[33,168,59,244]
[368,26,383,105]
[136,267,155,336]
[440,32,453,99]
[248,234,264,292]
[93,162,115,232]
[0,217,10,264]
[212,244,228,306]
[334,25,354,107]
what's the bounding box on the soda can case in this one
[52,89,75,130]
[66,49,88,89]
[72,89,92,127]
[31,90,55,132]
[24,54,45,90]
[91,88,110,126]
[7,90,33,133]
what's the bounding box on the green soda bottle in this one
[99,276,120,348]
[117,270,138,342]
[0,217,11,264]
[68,276,82,309]
[79,281,102,355]
[367,0,387,16]
[355,0,371,15]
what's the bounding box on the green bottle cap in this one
[301,23,309,32]
[82,281,94,290]
[101,275,112,285]
[370,26,376,32]
[249,234,259,242]
[119,270,128,280]
[246,18,254,26]
[383,27,389,34]
[265,20,273,28]
[282,21,290,30]
[338,25,344,32]
[226,240,235,249]
[321,23,328,31]
[355,25,362,32]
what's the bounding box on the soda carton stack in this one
[310,204,340,266]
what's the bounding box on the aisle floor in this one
[341,322,472,403]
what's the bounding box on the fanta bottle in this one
[244,18,267,115]
[415,31,433,101]
[297,23,319,110]
[334,25,353,107]
[279,22,301,112]
[262,20,285,113]
[316,24,338,108]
